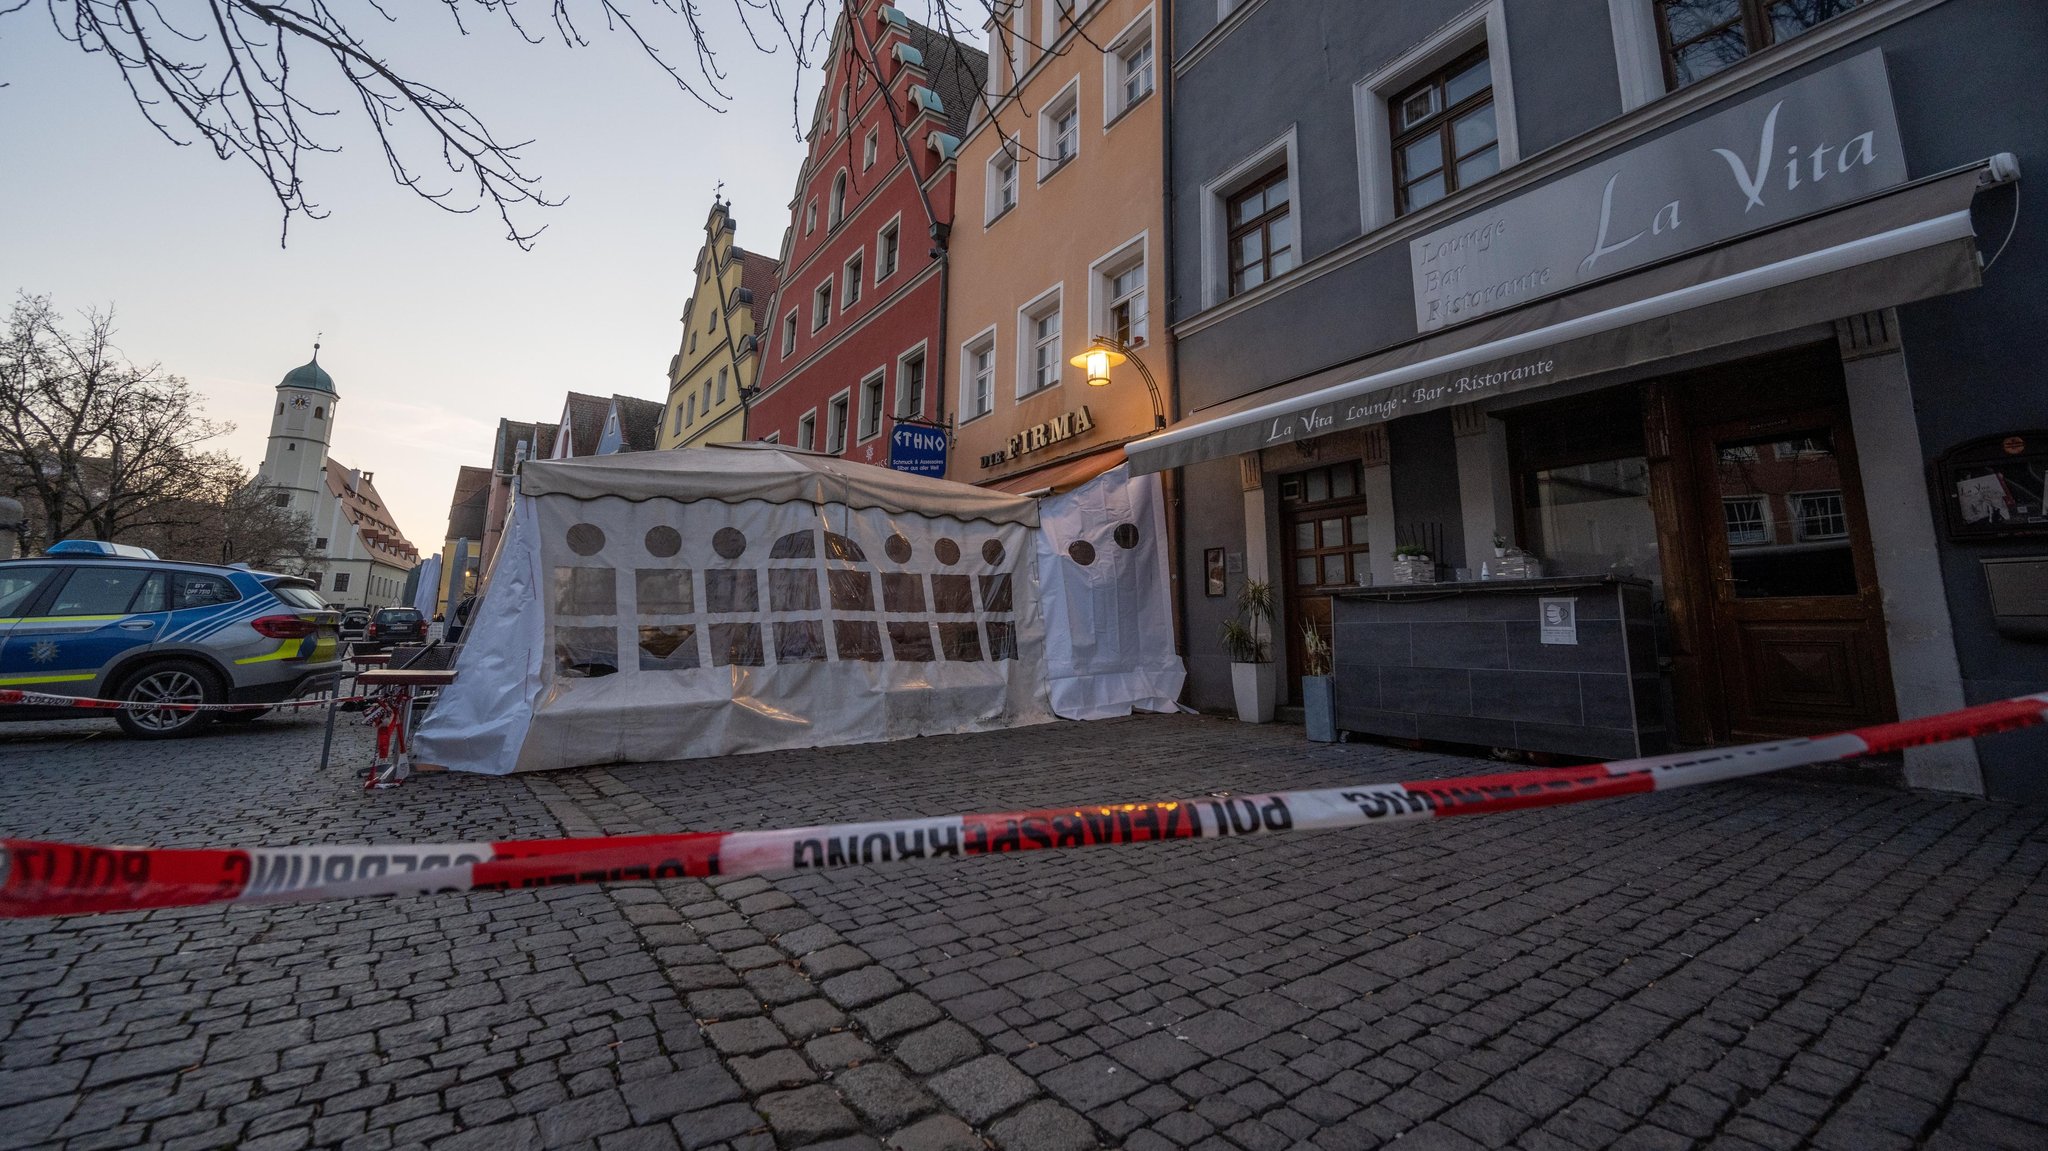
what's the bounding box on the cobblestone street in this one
[1,710,2044,1151]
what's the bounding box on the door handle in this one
[120,620,156,631]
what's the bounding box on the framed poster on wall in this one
[1204,548,1227,597]
[1935,432,2048,541]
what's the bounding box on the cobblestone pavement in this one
[1,710,2045,1151]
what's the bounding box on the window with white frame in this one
[716,367,729,404]
[1106,13,1155,123]
[1039,83,1080,178]
[1354,5,1519,234]
[672,402,685,436]
[805,199,818,234]
[1020,290,1063,396]
[963,331,996,420]
[1657,0,1865,89]
[1793,490,1848,541]
[1101,250,1148,346]
[1227,165,1294,295]
[799,410,818,452]
[1042,0,1074,44]
[837,85,850,134]
[686,393,697,425]
[782,310,798,355]
[1723,495,1770,546]
[897,348,926,419]
[859,372,886,441]
[863,128,880,170]
[877,220,900,280]
[844,252,864,307]
[988,144,1019,221]
[827,392,851,453]
[830,171,849,227]
[813,281,832,331]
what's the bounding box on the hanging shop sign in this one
[1409,49,1906,332]
[981,406,1096,469]
[888,422,949,476]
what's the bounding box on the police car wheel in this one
[113,660,222,739]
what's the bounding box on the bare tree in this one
[138,465,322,571]
[9,0,1113,246]
[0,293,238,550]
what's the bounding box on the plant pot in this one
[1300,675,1336,742]
[1230,661,1277,724]
[1493,547,1506,558]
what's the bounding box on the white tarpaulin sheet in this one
[410,554,441,617]
[416,446,1056,774]
[1037,465,1184,719]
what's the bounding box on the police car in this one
[0,542,342,738]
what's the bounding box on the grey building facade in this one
[1150,0,2044,800]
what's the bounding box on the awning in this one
[983,444,1129,496]
[1128,161,2008,475]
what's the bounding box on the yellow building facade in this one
[944,0,1170,491]
[661,199,780,450]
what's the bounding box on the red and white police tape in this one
[4,692,2044,919]
[0,689,368,713]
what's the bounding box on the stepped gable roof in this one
[562,392,611,457]
[326,461,421,564]
[902,18,989,138]
[611,396,667,453]
[446,465,492,540]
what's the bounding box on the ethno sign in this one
[1409,48,1907,332]
[981,406,1096,468]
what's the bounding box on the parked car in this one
[0,548,342,738]
[340,608,371,642]
[364,607,425,650]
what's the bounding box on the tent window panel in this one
[979,573,1013,613]
[825,532,867,561]
[638,625,700,671]
[554,626,620,677]
[635,569,694,614]
[775,620,828,663]
[882,572,925,613]
[769,569,822,612]
[706,570,760,613]
[986,620,1018,661]
[554,567,618,616]
[772,530,817,559]
[710,622,765,666]
[931,574,974,613]
[888,621,936,661]
[835,619,884,661]
[829,570,876,612]
[939,622,984,662]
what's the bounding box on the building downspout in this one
[1160,4,1189,679]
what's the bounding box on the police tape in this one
[0,689,371,713]
[3,692,2044,919]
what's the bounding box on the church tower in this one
[258,345,337,521]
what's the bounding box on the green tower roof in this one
[279,345,336,394]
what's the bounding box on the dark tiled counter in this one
[1331,576,1664,760]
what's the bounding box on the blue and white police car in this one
[0,542,342,737]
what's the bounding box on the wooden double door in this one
[1649,349,1896,742]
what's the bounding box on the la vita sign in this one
[1408,49,1908,332]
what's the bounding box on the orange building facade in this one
[943,0,1169,493]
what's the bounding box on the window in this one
[687,394,697,425]
[1390,47,1497,215]
[830,171,849,227]
[988,145,1019,221]
[844,252,864,307]
[1020,291,1062,396]
[877,221,900,280]
[1039,84,1080,178]
[837,85,850,134]
[313,406,324,419]
[805,200,818,234]
[48,567,150,616]
[1042,0,1074,44]
[827,392,851,453]
[1109,258,1148,346]
[1794,490,1848,541]
[672,402,685,435]
[863,128,879,170]
[897,349,926,419]
[314,537,328,549]
[1107,13,1155,123]
[172,573,238,609]
[333,572,351,593]
[274,493,291,508]
[799,410,818,451]
[717,368,729,404]
[813,281,833,331]
[762,431,781,444]
[1511,396,1661,591]
[1227,166,1295,295]
[1724,496,1770,545]
[859,372,886,442]
[0,566,55,616]
[1658,0,1863,88]
[782,310,799,356]
[690,331,698,355]
[963,331,996,420]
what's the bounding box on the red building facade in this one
[747,2,986,466]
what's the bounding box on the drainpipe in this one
[1160,5,1190,676]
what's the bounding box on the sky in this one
[0,2,896,552]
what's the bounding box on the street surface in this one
[1,710,2044,1151]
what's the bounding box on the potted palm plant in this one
[1220,579,1277,723]
[1299,625,1336,742]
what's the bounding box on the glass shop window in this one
[1509,393,1662,592]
